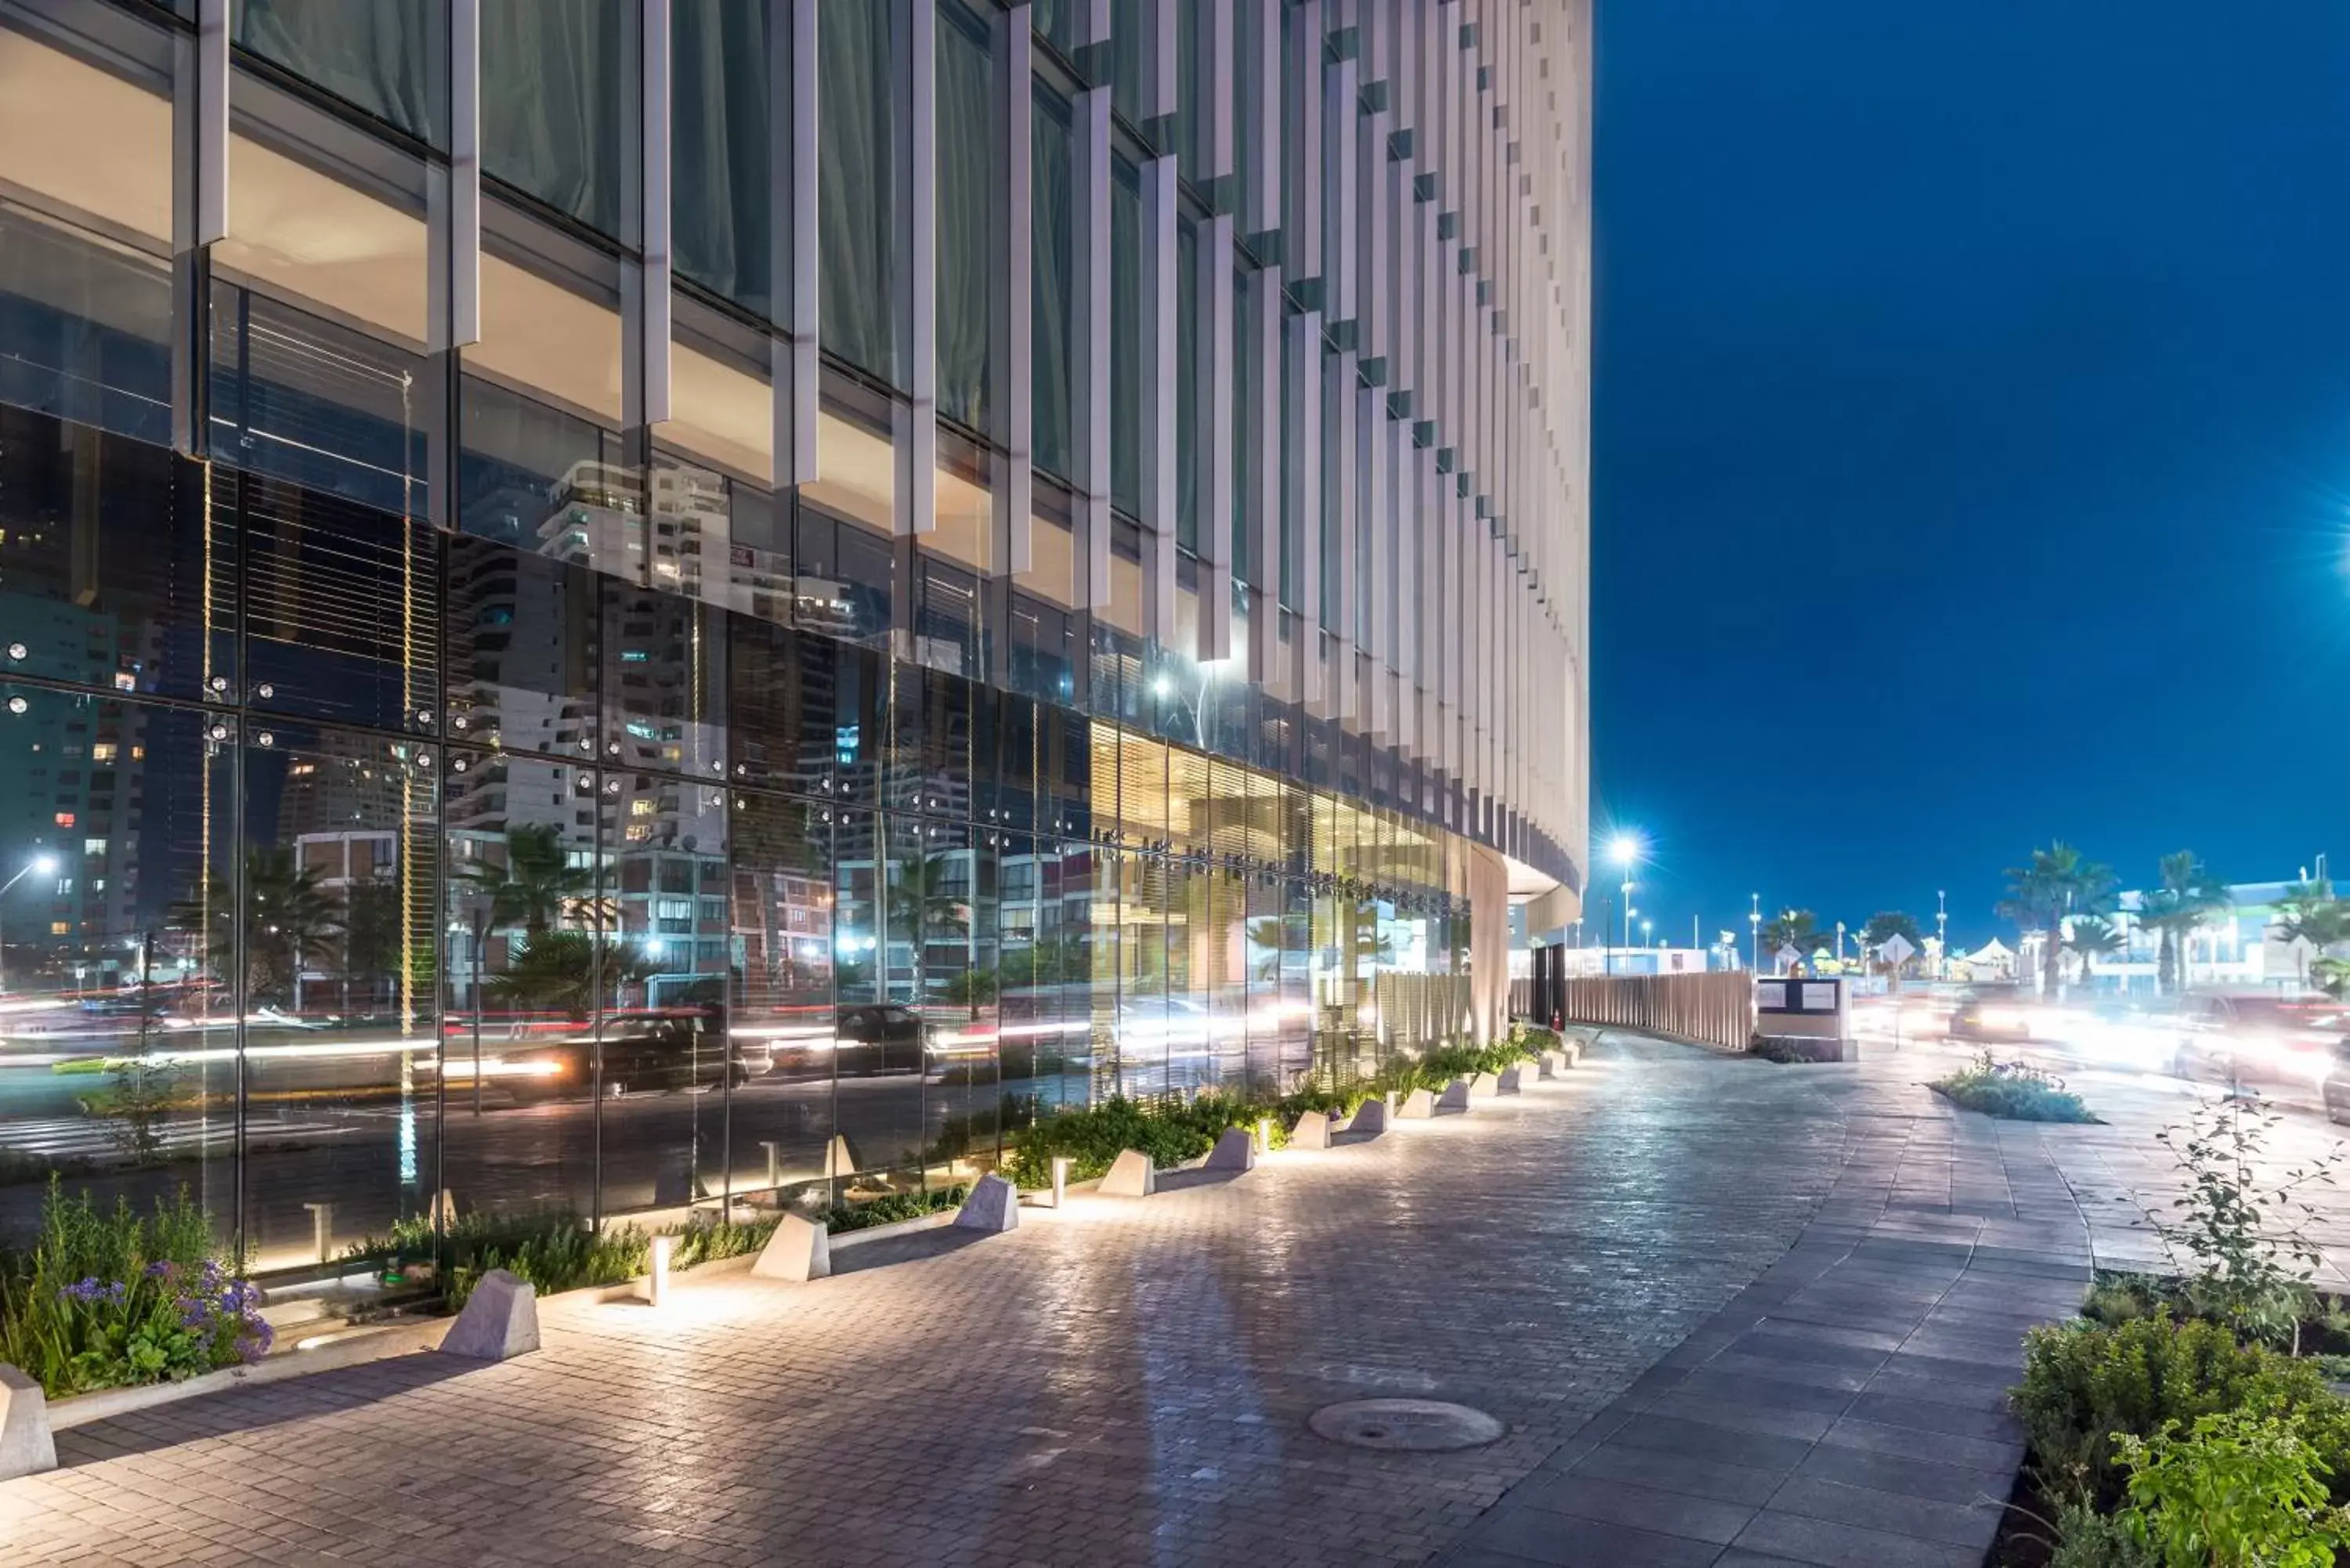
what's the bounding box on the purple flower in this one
[233,1329,271,1364]
[58,1277,126,1306]
[144,1260,177,1281]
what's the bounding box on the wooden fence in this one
[1554,971,1753,1053]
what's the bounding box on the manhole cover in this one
[1307,1399,1504,1452]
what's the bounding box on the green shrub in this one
[439,1209,779,1310]
[2014,1314,2350,1508]
[2048,1497,2158,1568]
[820,1186,967,1234]
[1931,1068,2099,1122]
[2113,1410,2350,1568]
[0,1180,269,1396]
[2154,1097,2342,1349]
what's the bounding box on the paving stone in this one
[1766,1476,2001,1548]
[1508,1475,1756,1544]
[1474,1510,1723,1568]
[1791,1442,2012,1507]
[1732,1508,1982,1568]
[1567,1443,1787,1506]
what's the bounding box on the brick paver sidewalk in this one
[0,1035,2204,1568]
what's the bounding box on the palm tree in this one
[1998,843,2115,995]
[2065,916,2124,992]
[2269,880,2350,989]
[172,847,345,1008]
[460,824,592,936]
[485,930,659,1021]
[2133,851,2231,996]
[1759,909,1820,971]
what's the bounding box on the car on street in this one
[1947,983,2039,1044]
[2168,993,2343,1095]
[502,1007,754,1103]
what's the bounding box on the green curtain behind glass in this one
[820,0,900,386]
[936,2,993,430]
[674,0,770,316]
[238,0,443,145]
[481,0,627,240]
[1032,89,1075,479]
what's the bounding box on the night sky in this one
[1589,1,2350,953]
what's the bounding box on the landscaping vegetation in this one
[0,1181,271,1398]
[1932,1050,2100,1122]
[1001,1026,1561,1188]
[2006,1095,2350,1566]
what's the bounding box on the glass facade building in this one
[0,0,1591,1277]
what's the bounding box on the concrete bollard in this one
[439,1269,540,1360]
[1537,1051,1562,1079]
[1289,1110,1333,1150]
[1203,1127,1256,1172]
[821,1134,860,1180]
[751,1213,832,1282]
[1466,1071,1499,1097]
[1348,1097,1390,1136]
[953,1173,1020,1233]
[1100,1148,1157,1198]
[1398,1087,1437,1119]
[1435,1078,1470,1112]
[0,1364,56,1481]
[1496,1066,1524,1094]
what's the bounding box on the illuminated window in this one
[52,811,74,828]
[89,744,115,763]
[629,798,655,817]
[83,838,105,856]
[49,922,69,936]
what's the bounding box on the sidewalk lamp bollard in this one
[1256,1116,1273,1155]
[761,1140,783,1190]
[646,1234,674,1308]
[1050,1156,1072,1209]
[302,1202,334,1266]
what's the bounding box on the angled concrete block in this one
[1289,1110,1333,1150]
[0,1364,55,1481]
[1467,1071,1499,1097]
[1496,1065,1524,1094]
[953,1173,1019,1233]
[1436,1078,1471,1112]
[1203,1126,1256,1172]
[439,1268,540,1360]
[821,1134,860,1179]
[1348,1097,1390,1136]
[1100,1149,1156,1198]
[1398,1087,1437,1119]
[1538,1051,1563,1079]
[751,1212,831,1282]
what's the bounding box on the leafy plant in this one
[435,1208,780,1310]
[2154,1095,2341,1348]
[2000,843,2117,995]
[2131,851,2231,998]
[2113,1410,2350,1568]
[2044,1496,2157,1568]
[820,1186,968,1234]
[0,1180,269,1396]
[2012,1313,2350,1508]
[1932,1052,2099,1122]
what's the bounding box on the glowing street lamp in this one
[0,851,61,997]
[1607,834,1643,973]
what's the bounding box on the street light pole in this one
[0,853,62,997]
[1749,893,1761,973]
[1936,890,1947,980]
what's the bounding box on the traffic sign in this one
[1878,934,1916,966]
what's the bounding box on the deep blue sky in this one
[1590,0,2350,953]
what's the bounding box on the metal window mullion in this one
[1249,262,1278,609]
[1076,83,1112,605]
[1244,0,1279,237]
[1141,154,1178,642]
[642,0,673,426]
[1202,212,1235,661]
[1206,0,1235,186]
[1359,104,1389,375]
[1003,15,1035,566]
[902,0,938,538]
[1289,0,1322,287]
[1141,0,1177,122]
[773,0,819,487]
[1329,346,1358,724]
[439,0,481,352]
[1391,151,1415,407]
[1291,309,1323,708]
[1324,53,1358,331]
[172,0,230,457]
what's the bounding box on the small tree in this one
[2066,916,2126,992]
[2154,1096,2343,1349]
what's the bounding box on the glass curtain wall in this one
[0,0,1491,1278]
